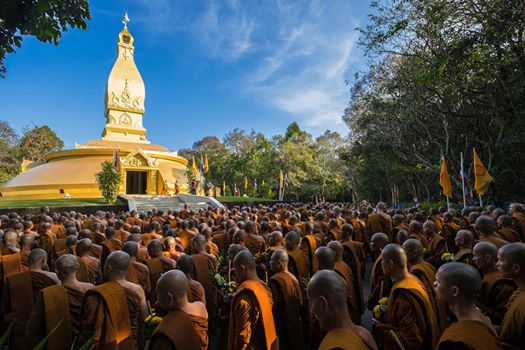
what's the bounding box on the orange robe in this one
[409,261,447,333]
[146,256,176,303]
[383,275,438,350]
[334,261,360,325]
[188,278,206,304]
[0,252,22,282]
[300,234,320,276]
[287,249,310,285]
[1,271,58,350]
[367,213,393,240]
[367,256,392,310]
[426,235,448,268]
[268,271,305,350]
[244,233,266,255]
[206,240,219,257]
[437,320,501,350]
[228,279,277,350]
[479,235,508,249]
[478,269,516,325]
[454,248,473,265]
[74,281,140,350]
[342,241,365,315]
[499,288,525,348]
[150,310,202,350]
[512,212,525,241]
[178,230,196,252]
[319,327,374,350]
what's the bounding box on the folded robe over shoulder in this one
[437,320,501,350]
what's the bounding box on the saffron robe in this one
[437,320,501,350]
[77,255,101,285]
[478,269,516,325]
[150,309,202,350]
[126,260,151,293]
[499,288,525,348]
[319,327,374,350]
[146,256,176,303]
[192,253,217,316]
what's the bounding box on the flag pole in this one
[479,194,483,208]
[446,196,450,209]
[460,152,466,209]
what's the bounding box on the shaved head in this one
[177,254,194,275]
[105,251,130,273]
[147,239,163,257]
[123,241,138,257]
[234,250,256,271]
[499,242,525,270]
[456,230,473,246]
[381,243,407,269]
[157,269,188,299]
[316,246,335,270]
[475,215,496,236]
[437,262,481,300]
[76,238,92,256]
[403,238,423,254]
[55,254,79,276]
[327,241,343,260]
[271,249,289,263]
[29,248,47,265]
[308,269,347,307]
[473,242,498,259]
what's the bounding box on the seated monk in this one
[477,215,508,249]
[498,242,525,348]
[114,219,130,243]
[244,220,266,255]
[435,262,501,350]
[268,250,305,350]
[76,238,102,285]
[308,269,378,350]
[0,233,23,282]
[190,235,218,319]
[57,235,78,257]
[27,254,95,350]
[100,227,123,266]
[367,232,392,310]
[266,231,285,254]
[123,241,151,294]
[496,215,521,243]
[373,244,438,350]
[178,220,196,252]
[454,230,474,265]
[423,220,448,269]
[163,234,185,260]
[229,250,277,350]
[177,254,206,304]
[142,221,163,247]
[128,233,150,263]
[473,242,516,325]
[146,239,176,304]
[74,251,148,350]
[328,241,361,324]
[403,239,448,333]
[1,249,59,350]
[151,270,209,350]
[285,231,310,285]
[90,222,106,245]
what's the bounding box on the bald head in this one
[55,254,79,277]
[499,243,525,280]
[192,234,206,250]
[402,238,423,265]
[105,251,130,274]
[76,238,92,256]
[29,248,47,266]
[157,270,189,311]
[327,241,343,260]
[473,242,498,259]
[285,231,300,250]
[437,262,481,301]
[316,246,335,270]
[381,243,407,269]
[455,230,474,247]
[308,269,348,308]
[234,250,256,271]
[177,254,194,275]
[475,215,496,236]
[123,241,138,257]
[371,232,389,245]
[147,239,163,257]
[271,249,288,263]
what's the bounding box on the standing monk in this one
[454,230,474,264]
[76,238,102,285]
[374,244,438,350]
[151,270,209,350]
[497,242,525,348]
[367,202,393,241]
[434,262,501,349]
[477,215,508,249]
[268,250,305,350]
[146,239,176,304]
[367,232,392,310]
[509,203,525,241]
[300,222,321,276]
[308,269,378,350]
[473,242,516,325]
[27,254,95,350]
[441,212,460,254]
[229,250,277,350]
[177,254,206,304]
[244,221,266,255]
[74,251,148,350]
[123,241,151,294]
[191,234,218,319]
[424,220,448,269]
[1,249,59,350]
[285,231,310,286]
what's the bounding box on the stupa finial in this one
[122,11,130,28]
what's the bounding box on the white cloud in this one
[131,0,360,134]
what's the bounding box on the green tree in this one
[0,120,20,184]
[19,125,64,161]
[0,0,91,76]
[95,161,122,203]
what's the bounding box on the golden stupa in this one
[0,15,188,200]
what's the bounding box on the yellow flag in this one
[244,176,248,190]
[279,170,284,189]
[473,148,493,195]
[191,156,198,177]
[204,155,209,173]
[439,157,452,198]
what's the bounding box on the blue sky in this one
[0,0,371,150]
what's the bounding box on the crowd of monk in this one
[0,201,525,349]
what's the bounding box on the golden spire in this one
[102,12,149,144]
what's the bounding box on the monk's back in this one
[437,320,500,350]
[500,288,525,348]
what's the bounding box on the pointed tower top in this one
[122,11,130,28]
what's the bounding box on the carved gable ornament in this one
[121,150,153,168]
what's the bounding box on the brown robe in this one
[244,233,266,255]
[385,275,438,350]
[512,212,525,241]
[496,227,521,243]
[426,235,448,268]
[441,222,460,254]
[342,241,365,315]
[228,279,277,350]
[287,249,310,286]
[211,231,229,254]
[0,252,22,282]
[454,248,474,265]
[478,269,516,325]
[150,310,202,350]
[500,288,525,349]
[268,271,305,350]
[437,320,501,350]
[334,261,360,325]
[300,234,320,276]
[479,235,508,249]
[1,271,58,350]
[367,212,393,240]
[187,278,206,304]
[192,253,217,316]
[74,281,140,350]
[126,260,151,293]
[409,261,447,333]
[367,256,393,310]
[77,255,101,285]
[146,256,176,303]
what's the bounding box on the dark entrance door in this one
[126,171,147,194]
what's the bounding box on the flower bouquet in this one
[373,297,389,322]
[143,308,163,340]
[441,252,454,263]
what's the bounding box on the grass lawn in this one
[0,197,123,209]
[219,196,275,203]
